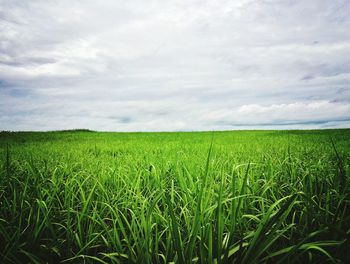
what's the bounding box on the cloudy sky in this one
[0,0,349,131]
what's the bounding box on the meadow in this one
[0,129,349,263]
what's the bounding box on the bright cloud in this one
[0,0,349,131]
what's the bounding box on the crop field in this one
[0,129,350,263]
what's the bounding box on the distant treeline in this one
[0,129,96,133]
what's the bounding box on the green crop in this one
[0,129,349,263]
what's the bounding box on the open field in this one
[0,129,350,263]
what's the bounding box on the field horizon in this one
[2,127,350,133]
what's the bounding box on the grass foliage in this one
[0,129,350,263]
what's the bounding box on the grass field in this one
[0,129,350,263]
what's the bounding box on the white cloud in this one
[0,0,349,131]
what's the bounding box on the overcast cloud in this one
[0,0,349,131]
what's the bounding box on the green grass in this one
[0,129,350,263]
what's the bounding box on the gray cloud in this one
[0,0,350,131]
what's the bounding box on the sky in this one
[0,0,350,131]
